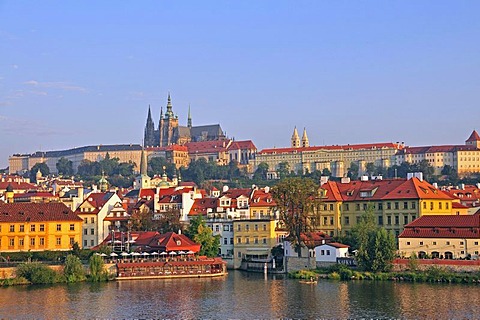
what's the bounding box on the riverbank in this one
[289,264,480,284]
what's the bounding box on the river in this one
[1,271,479,319]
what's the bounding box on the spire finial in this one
[187,104,192,128]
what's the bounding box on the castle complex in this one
[143,94,226,147]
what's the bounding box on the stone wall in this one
[393,259,480,273]
[285,256,316,273]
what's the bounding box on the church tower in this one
[159,93,179,147]
[144,106,156,147]
[134,147,151,189]
[301,128,309,147]
[291,127,300,148]
[187,105,192,128]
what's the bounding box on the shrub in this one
[328,272,340,280]
[16,262,61,284]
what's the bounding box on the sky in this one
[1,1,479,168]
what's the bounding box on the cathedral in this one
[144,94,226,147]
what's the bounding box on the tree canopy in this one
[272,177,320,257]
[29,162,50,182]
[56,157,74,176]
[185,215,220,257]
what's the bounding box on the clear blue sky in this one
[1,1,479,168]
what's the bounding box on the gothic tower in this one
[291,127,300,148]
[301,127,309,147]
[144,105,156,147]
[187,104,192,128]
[159,93,179,147]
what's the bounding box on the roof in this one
[190,124,224,140]
[24,144,143,158]
[0,181,38,192]
[466,130,480,142]
[322,178,454,202]
[76,192,115,214]
[0,202,82,222]
[229,140,257,150]
[189,198,218,216]
[250,188,276,207]
[186,140,232,154]
[399,214,480,239]
[399,144,478,155]
[321,242,350,249]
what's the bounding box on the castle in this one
[143,94,226,147]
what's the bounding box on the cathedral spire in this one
[165,92,174,119]
[301,127,309,148]
[147,105,152,121]
[291,126,300,148]
[144,105,155,147]
[187,104,192,128]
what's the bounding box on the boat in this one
[299,279,318,284]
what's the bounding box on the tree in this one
[149,157,176,177]
[347,162,359,180]
[185,215,220,257]
[63,254,86,282]
[129,206,156,231]
[254,162,269,180]
[56,157,74,176]
[365,162,375,176]
[30,162,50,183]
[272,177,320,257]
[157,209,183,234]
[277,162,290,179]
[88,254,108,281]
[351,208,396,272]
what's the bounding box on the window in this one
[387,202,391,210]
[345,204,350,211]
[419,241,423,245]
[245,238,250,244]
[254,238,259,244]
[245,225,250,232]
[321,250,325,255]
[56,224,61,231]
[30,238,35,246]
[90,228,95,235]
[56,237,61,246]
[430,202,434,210]
[323,217,328,225]
[423,202,427,209]
[39,224,44,232]
[39,237,45,246]
[395,216,399,225]
[19,238,24,247]
[263,224,267,231]
[237,252,242,258]
[387,216,392,225]
[446,241,450,245]
[84,229,88,235]
[460,241,464,245]
[378,203,383,210]
[91,240,94,246]
[9,225,15,232]
[84,218,88,224]
[363,204,367,211]
[223,225,229,231]
[446,203,449,209]
[326,250,331,255]
[394,202,399,210]
[215,225,220,232]
[237,225,241,231]
[378,216,383,225]
[224,238,228,245]
[70,237,75,246]
[356,204,360,210]
[230,238,234,245]
[411,202,416,209]
[433,241,437,245]
[9,238,15,247]
[406,242,410,245]
[330,217,334,225]
[230,225,233,232]
[344,216,350,225]
[329,204,334,211]
[403,202,408,209]
[84,240,88,247]
[439,202,442,210]
[91,217,95,224]
[70,224,75,231]
[475,242,479,245]
[237,237,241,244]
[262,238,267,244]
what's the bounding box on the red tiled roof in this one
[229,140,257,150]
[189,198,218,216]
[404,214,480,228]
[185,140,232,153]
[221,188,252,199]
[13,191,57,199]
[399,214,480,239]
[0,181,38,191]
[466,130,480,142]
[400,145,477,155]
[250,188,276,207]
[0,202,82,222]
[326,242,350,249]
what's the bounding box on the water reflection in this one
[0,271,479,319]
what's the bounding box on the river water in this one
[1,271,479,319]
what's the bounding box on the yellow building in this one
[232,219,286,269]
[398,214,480,259]
[0,202,82,252]
[317,177,457,237]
